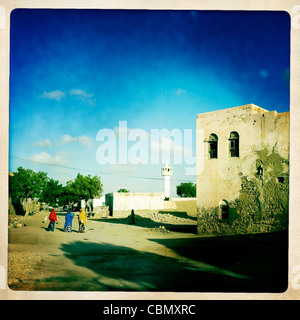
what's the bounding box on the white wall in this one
[111,192,165,211]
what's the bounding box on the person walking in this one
[46,208,57,232]
[64,209,74,232]
[78,208,86,233]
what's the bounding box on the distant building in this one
[81,197,106,210]
[196,104,289,234]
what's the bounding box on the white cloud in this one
[32,139,52,147]
[69,89,92,98]
[39,89,95,105]
[77,135,94,147]
[40,90,66,101]
[69,89,96,106]
[29,152,67,166]
[58,134,94,147]
[60,134,75,144]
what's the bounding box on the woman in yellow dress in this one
[78,208,87,233]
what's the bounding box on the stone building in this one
[196,104,289,234]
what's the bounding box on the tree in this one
[118,188,130,193]
[65,173,103,209]
[9,168,104,214]
[59,181,78,208]
[39,178,63,208]
[176,182,196,198]
[9,167,48,215]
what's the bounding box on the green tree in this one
[39,178,63,207]
[176,182,196,198]
[9,167,48,215]
[65,173,103,209]
[59,181,78,208]
[118,188,130,193]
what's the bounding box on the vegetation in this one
[39,178,64,208]
[9,167,48,215]
[118,188,130,193]
[176,182,196,198]
[68,173,103,210]
[9,167,103,215]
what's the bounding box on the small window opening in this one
[208,134,218,159]
[229,131,239,157]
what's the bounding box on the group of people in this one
[46,208,87,233]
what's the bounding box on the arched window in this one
[208,134,218,159]
[229,131,239,157]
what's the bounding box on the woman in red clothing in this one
[46,208,57,232]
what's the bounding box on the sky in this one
[9,9,290,196]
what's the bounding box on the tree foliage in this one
[58,181,78,207]
[68,173,103,203]
[176,182,196,198]
[39,178,63,207]
[118,188,130,193]
[9,167,49,215]
[9,167,104,214]
[9,167,48,200]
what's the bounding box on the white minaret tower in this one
[161,162,173,199]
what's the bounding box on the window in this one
[219,200,229,219]
[208,134,218,159]
[229,131,239,157]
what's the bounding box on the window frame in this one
[207,134,218,159]
[228,131,239,158]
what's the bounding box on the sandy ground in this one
[7,211,287,292]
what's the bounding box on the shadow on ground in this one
[149,230,288,292]
[94,215,197,234]
[158,210,197,220]
[36,231,287,292]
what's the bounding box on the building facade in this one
[196,104,289,234]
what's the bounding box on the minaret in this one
[161,162,173,198]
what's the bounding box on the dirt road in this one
[8,211,287,292]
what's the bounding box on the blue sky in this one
[9,9,290,196]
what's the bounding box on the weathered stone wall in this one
[196,104,289,235]
[197,149,289,235]
[91,205,110,218]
